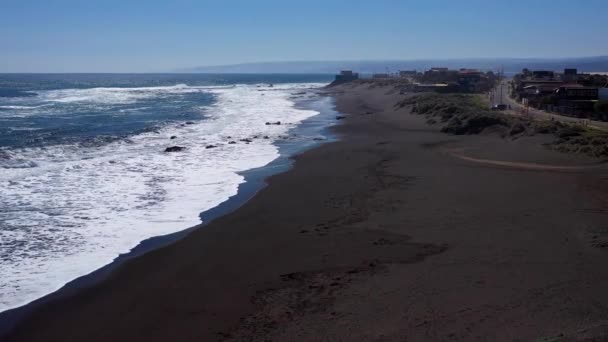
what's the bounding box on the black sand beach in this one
[4,82,608,341]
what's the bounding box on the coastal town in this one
[333,67,608,122]
[333,68,498,93]
[510,68,608,121]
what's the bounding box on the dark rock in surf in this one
[0,150,10,160]
[205,145,217,149]
[164,146,185,153]
[170,136,177,140]
[336,116,346,120]
[228,141,236,144]
[265,121,281,125]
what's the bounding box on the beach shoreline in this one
[0,87,339,337]
[4,81,608,341]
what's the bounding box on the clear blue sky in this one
[1,0,607,72]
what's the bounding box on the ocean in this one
[0,73,334,313]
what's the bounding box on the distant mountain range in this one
[179,56,608,74]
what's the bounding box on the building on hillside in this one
[553,85,599,117]
[518,83,561,109]
[372,73,390,79]
[399,70,417,77]
[512,68,605,119]
[600,88,608,100]
[532,70,555,80]
[556,85,599,101]
[518,79,564,89]
[457,69,482,92]
[563,68,578,82]
[515,78,560,106]
[459,68,480,74]
[421,68,458,84]
[333,70,359,83]
[522,84,560,97]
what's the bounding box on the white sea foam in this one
[0,105,40,109]
[0,83,326,312]
[35,84,231,104]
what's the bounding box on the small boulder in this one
[240,138,253,143]
[164,146,185,153]
[265,121,281,125]
[263,136,270,139]
[205,145,217,149]
[170,136,177,140]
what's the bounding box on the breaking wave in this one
[0,82,326,312]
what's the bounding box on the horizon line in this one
[3,55,608,74]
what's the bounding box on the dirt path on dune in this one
[446,148,607,172]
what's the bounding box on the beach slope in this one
[5,82,608,341]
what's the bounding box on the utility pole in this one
[499,66,504,106]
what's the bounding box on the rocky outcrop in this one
[164,146,185,152]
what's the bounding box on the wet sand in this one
[4,82,608,341]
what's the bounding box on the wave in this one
[0,104,49,110]
[34,84,233,105]
[1,159,38,169]
[0,149,39,168]
[0,82,327,312]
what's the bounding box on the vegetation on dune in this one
[396,93,512,134]
[551,125,608,157]
[398,93,608,158]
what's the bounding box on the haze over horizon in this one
[2,0,608,73]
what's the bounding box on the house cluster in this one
[511,68,608,120]
[333,67,497,93]
[399,67,498,93]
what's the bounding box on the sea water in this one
[0,73,332,312]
